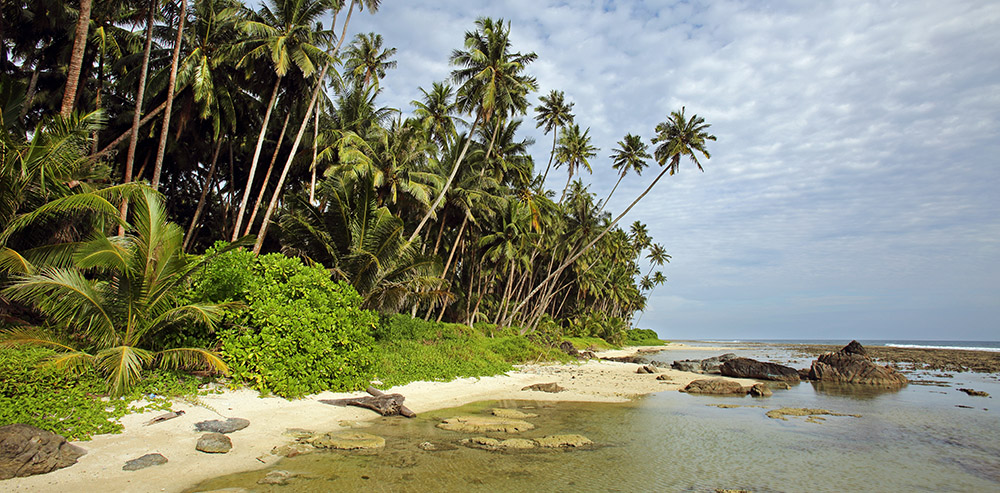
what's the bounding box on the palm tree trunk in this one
[254,60,332,254]
[60,0,93,117]
[540,128,557,183]
[91,100,167,161]
[244,111,291,236]
[120,3,156,235]
[426,211,466,320]
[559,170,573,205]
[233,75,282,240]
[309,101,319,203]
[21,63,39,121]
[151,0,187,190]
[408,110,482,243]
[183,138,223,251]
[600,172,625,212]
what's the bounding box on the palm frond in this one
[157,347,230,374]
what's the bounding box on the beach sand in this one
[4,343,755,493]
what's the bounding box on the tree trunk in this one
[119,3,156,235]
[600,172,625,212]
[183,138,223,251]
[254,60,332,254]
[540,127,558,184]
[559,168,573,205]
[408,110,482,243]
[151,0,187,190]
[21,63,39,121]
[428,212,468,321]
[245,111,291,236]
[60,0,93,117]
[233,75,282,240]
[309,100,319,203]
[91,100,167,161]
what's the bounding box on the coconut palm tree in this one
[59,0,94,117]
[151,0,190,189]
[603,133,650,211]
[533,89,574,184]
[1,189,240,396]
[554,124,597,204]
[343,32,397,89]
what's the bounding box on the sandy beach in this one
[4,343,759,493]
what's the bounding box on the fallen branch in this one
[319,386,416,418]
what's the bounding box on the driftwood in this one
[319,386,416,418]
[144,410,185,426]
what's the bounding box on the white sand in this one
[4,344,754,493]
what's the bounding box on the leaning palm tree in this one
[533,90,575,184]
[554,124,598,204]
[1,189,243,396]
[603,133,650,211]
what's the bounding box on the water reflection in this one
[810,381,907,399]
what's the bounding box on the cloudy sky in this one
[341,0,1000,341]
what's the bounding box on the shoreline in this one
[5,343,757,493]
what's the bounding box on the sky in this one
[338,0,1000,341]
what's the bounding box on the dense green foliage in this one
[624,328,667,346]
[0,346,204,440]
[191,246,378,397]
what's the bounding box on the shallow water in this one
[187,346,1000,493]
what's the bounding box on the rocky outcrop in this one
[195,418,250,434]
[311,431,385,450]
[720,358,800,383]
[196,433,232,454]
[680,378,747,395]
[437,416,534,434]
[808,341,908,387]
[122,453,167,471]
[0,424,86,479]
[671,353,737,374]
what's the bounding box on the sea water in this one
[186,345,1000,493]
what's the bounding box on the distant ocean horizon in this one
[688,339,1000,353]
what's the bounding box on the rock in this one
[460,437,537,451]
[311,431,385,450]
[580,351,598,359]
[416,441,458,452]
[636,364,659,374]
[194,418,250,434]
[559,341,581,358]
[765,407,861,422]
[808,342,908,387]
[776,382,791,390]
[122,453,168,471]
[656,374,673,381]
[680,378,747,395]
[671,360,704,373]
[270,443,314,458]
[196,433,233,454]
[490,408,538,419]
[958,388,990,397]
[720,358,800,383]
[521,382,565,393]
[258,470,296,485]
[534,434,593,448]
[747,383,772,397]
[700,353,738,374]
[0,424,87,479]
[437,416,535,434]
[797,368,813,380]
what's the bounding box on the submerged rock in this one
[681,378,747,395]
[122,453,168,471]
[958,388,990,397]
[765,407,861,423]
[417,441,458,452]
[196,433,232,454]
[0,424,86,479]
[437,416,535,434]
[490,408,538,419]
[461,437,537,451]
[257,470,296,485]
[534,434,593,448]
[195,418,250,434]
[720,358,800,383]
[808,341,908,387]
[311,431,385,450]
[271,442,315,458]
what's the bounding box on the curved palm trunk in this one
[244,111,290,236]
[91,100,167,161]
[540,128,557,184]
[599,172,625,213]
[309,103,319,203]
[507,165,673,326]
[232,75,282,240]
[21,63,40,120]
[60,0,93,117]
[558,169,573,205]
[253,60,331,254]
[119,3,156,235]
[183,138,223,251]
[152,0,187,190]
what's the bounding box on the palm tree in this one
[231,0,333,240]
[407,17,537,244]
[343,32,397,89]
[603,133,650,211]
[150,0,189,190]
[120,0,158,235]
[533,90,574,184]
[60,0,94,117]
[411,82,461,149]
[554,124,597,204]
[508,108,714,325]
[1,189,237,396]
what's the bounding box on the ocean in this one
[699,339,1000,352]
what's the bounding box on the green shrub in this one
[198,250,379,398]
[563,336,617,351]
[624,328,666,346]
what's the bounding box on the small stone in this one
[195,418,250,434]
[196,433,233,453]
[122,453,168,471]
[311,431,385,450]
[534,434,593,448]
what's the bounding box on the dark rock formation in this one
[195,418,250,434]
[196,433,233,454]
[0,424,86,479]
[122,453,168,471]
[560,341,581,358]
[522,382,565,393]
[671,360,703,373]
[680,378,747,395]
[808,342,908,387]
[670,353,737,374]
[747,383,773,397]
[636,364,659,374]
[958,388,990,397]
[720,357,800,383]
[797,368,813,381]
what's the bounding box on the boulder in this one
[747,383,773,397]
[671,360,704,373]
[122,453,168,471]
[797,368,813,381]
[636,364,659,374]
[311,431,385,450]
[437,416,534,434]
[700,353,738,373]
[680,378,747,395]
[720,358,800,383]
[196,433,233,454]
[195,418,250,434]
[656,374,673,381]
[0,424,86,479]
[808,342,908,387]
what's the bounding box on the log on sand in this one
[319,386,416,418]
